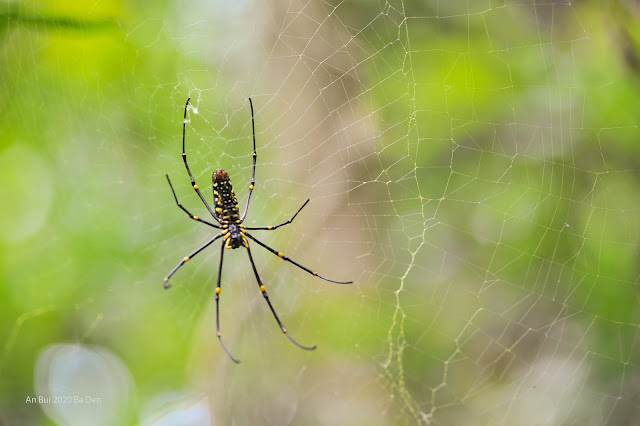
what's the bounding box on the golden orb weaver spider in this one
[164,97,353,363]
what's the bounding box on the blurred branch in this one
[614,0,640,73]
[0,2,118,33]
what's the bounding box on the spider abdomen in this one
[213,169,246,249]
[212,169,240,223]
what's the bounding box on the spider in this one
[163,97,353,363]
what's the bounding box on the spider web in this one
[2,0,640,425]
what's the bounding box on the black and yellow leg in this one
[163,234,223,289]
[243,199,310,231]
[181,97,219,221]
[245,233,353,284]
[245,244,316,351]
[215,240,241,363]
[166,174,220,229]
[241,98,257,222]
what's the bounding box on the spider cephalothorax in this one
[223,222,246,250]
[163,97,352,363]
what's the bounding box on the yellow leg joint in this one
[193,184,199,190]
[193,216,199,220]
[278,252,284,258]
[183,256,190,262]
[282,328,288,333]
[249,185,254,190]
[260,285,266,292]
[217,332,222,337]
[215,288,221,294]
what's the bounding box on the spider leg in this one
[166,174,221,229]
[182,97,220,222]
[240,98,257,222]
[214,240,241,363]
[243,199,309,230]
[245,243,316,351]
[163,234,223,289]
[245,233,353,285]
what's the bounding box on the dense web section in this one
[4,0,640,425]
[166,1,640,424]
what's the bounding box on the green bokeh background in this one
[2,1,640,425]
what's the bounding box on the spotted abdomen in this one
[212,169,240,222]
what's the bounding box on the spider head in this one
[226,223,244,249]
